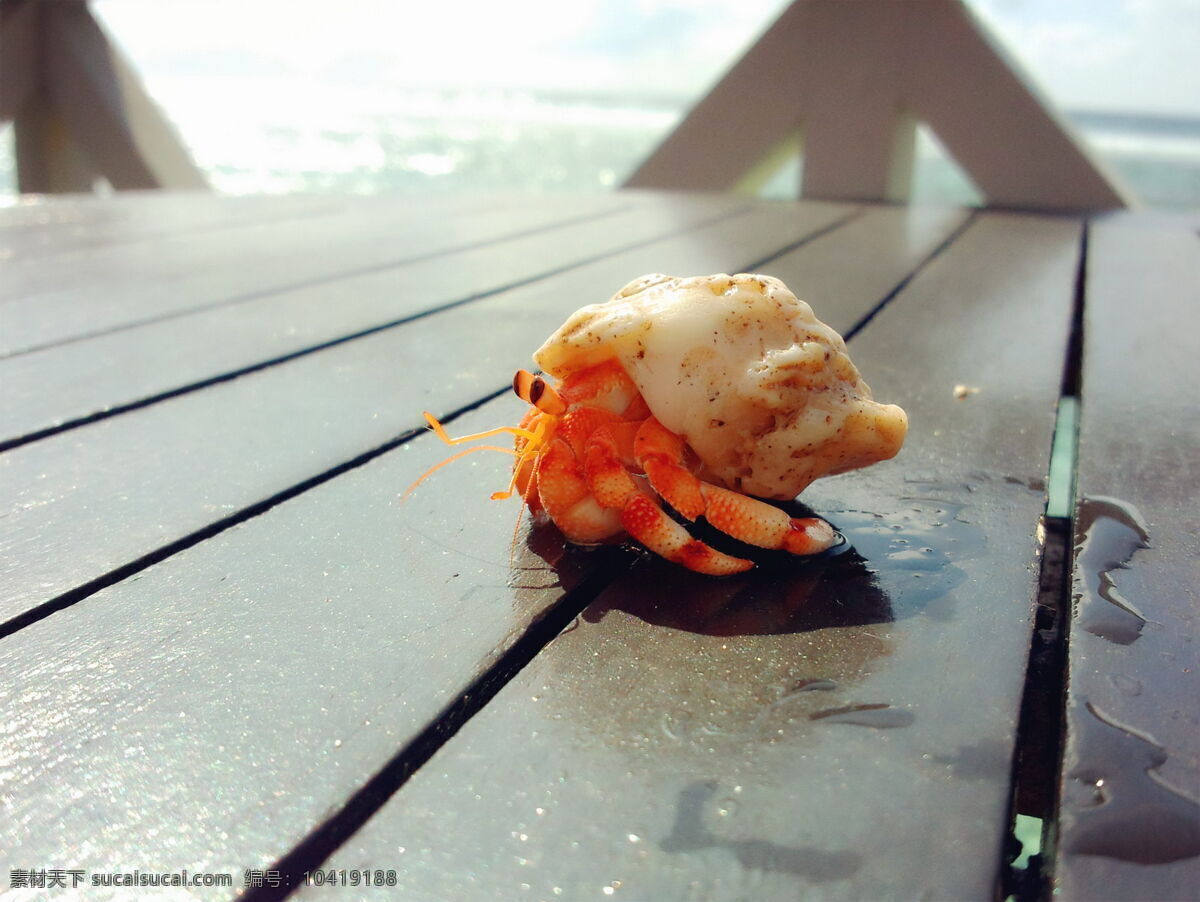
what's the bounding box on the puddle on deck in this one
[1063,701,1200,864]
[1073,496,1151,645]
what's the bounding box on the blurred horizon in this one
[1,0,1197,206]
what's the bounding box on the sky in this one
[93,0,1200,117]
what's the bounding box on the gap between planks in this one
[0,204,983,891]
[0,201,637,361]
[0,201,785,454]
[225,211,989,893]
[998,221,1089,901]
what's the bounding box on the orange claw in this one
[699,484,837,554]
[535,437,622,544]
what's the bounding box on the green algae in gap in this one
[1046,396,1079,519]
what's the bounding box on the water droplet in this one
[809,704,915,729]
[627,833,640,843]
[716,797,739,817]
[1074,497,1150,645]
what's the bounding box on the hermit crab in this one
[413,273,908,575]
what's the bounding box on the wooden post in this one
[625,0,1130,213]
[0,0,207,193]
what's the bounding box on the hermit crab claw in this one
[410,273,907,575]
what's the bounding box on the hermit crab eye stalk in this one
[513,369,566,415]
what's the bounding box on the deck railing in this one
[625,0,1130,214]
[2,0,1129,213]
[0,0,206,193]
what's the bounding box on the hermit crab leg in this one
[535,437,623,544]
[583,422,753,576]
[634,418,838,556]
[698,483,838,555]
[620,495,754,576]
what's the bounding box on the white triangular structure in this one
[0,0,207,193]
[626,0,1129,213]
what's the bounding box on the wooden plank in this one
[0,191,346,259]
[0,397,609,884]
[760,204,969,330]
[308,212,1082,900]
[0,194,752,444]
[0,193,628,355]
[0,199,852,627]
[0,200,888,880]
[0,203,966,450]
[1053,214,1200,900]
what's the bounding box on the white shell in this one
[535,273,908,499]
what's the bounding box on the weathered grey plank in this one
[1054,215,1200,900]
[309,212,1082,900]
[0,200,890,886]
[0,190,343,259]
[0,199,853,627]
[761,203,969,328]
[0,397,608,886]
[0,194,749,444]
[0,192,627,355]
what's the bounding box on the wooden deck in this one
[1,191,1196,900]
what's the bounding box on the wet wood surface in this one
[0,191,1184,900]
[0,198,857,624]
[307,212,1081,901]
[1053,213,1200,900]
[0,195,829,444]
[0,193,625,353]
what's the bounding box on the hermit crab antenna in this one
[401,411,541,502]
[489,417,548,501]
[401,443,518,500]
[513,370,566,415]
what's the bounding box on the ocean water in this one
[2,90,1198,209]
